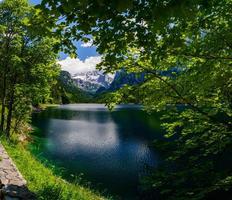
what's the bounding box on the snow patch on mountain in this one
[72,70,114,93]
[58,56,115,93]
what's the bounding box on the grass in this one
[39,103,60,110]
[1,139,109,200]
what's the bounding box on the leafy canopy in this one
[0,0,60,136]
[39,0,232,199]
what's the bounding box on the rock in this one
[2,185,36,200]
[0,179,5,199]
[0,144,36,200]
[4,196,20,200]
[0,179,3,187]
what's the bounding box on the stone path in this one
[0,144,36,200]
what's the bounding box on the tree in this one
[40,0,232,199]
[0,0,60,137]
[51,70,93,104]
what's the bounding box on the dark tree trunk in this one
[1,34,11,133]
[5,73,17,137]
[0,75,7,132]
[5,90,15,137]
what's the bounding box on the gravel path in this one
[0,143,36,200]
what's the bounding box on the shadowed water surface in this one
[31,104,163,199]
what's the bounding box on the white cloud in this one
[58,56,102,75]
[80,39,93,47]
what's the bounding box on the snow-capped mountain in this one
[72,70,114,93]
[96,69,145,93]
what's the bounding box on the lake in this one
[31,104,163,199]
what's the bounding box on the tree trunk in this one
[0,33,11,133]
[5,91,15,138]
[5,73,17,137]
[0,75,7,132]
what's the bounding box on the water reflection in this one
[32,104,163,199]
[48,119,119,152]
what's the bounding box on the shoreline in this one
[1,139,108,200]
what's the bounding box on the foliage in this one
[40,0,232,199]
[1,138,108,200]
[51,71,93,104]
[0,0,60,136]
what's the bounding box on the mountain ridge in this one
[72,70,114,93]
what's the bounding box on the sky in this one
[28,0,101,74]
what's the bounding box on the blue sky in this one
[59,40,99,61]
[28,0,101,75]
[0,0,103,74]
[30,0,99,62]
[29,0,40,5]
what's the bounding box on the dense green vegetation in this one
[51,71,93,104]
[1,138,107,200]
[39,0,232,199]
[0,0,60,137]
[0,1,103,199]
[0,0,232,199]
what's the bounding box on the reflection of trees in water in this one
[32,107,164,141]
[110,110,163,140]
[31,105,162,199]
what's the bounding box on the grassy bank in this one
[1,139,108,200]
[38,103,60,110]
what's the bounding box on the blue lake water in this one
[31,104,163,199]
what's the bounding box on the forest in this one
[0,0,232,200]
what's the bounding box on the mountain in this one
[52,70,146,103]
[53,69,179,103]
[72,70,114,93]
[96,69,145,93]
[97,68,181,94]
[51,71,92,104]
[108,70,145,91]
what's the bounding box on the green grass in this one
[1,139,108,200]
[38,103,60,110]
